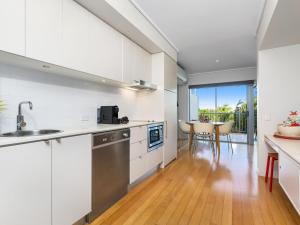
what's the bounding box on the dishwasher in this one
[87,129,130,223]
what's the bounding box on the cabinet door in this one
[52,134,92,225]
[0,0,25,55]
[62,0,123,81]
[164,54,177,92]
[123,37,152,84]
[26,0,62,65]
[279,152,300,212]
[164,90,178,166]
[0,142,51,225]
[130,125,147,144]
[130,140,147,160]
[130,154,147,184]
[146,147,163,171]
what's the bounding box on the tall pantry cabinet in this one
[163,54,178,166]
[149,52,178,167]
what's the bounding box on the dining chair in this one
[178,120,191,149]
[193,122,215,151]
[219,121,234,151]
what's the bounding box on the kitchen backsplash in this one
[0,63,139,132]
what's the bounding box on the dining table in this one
[186,121,225,154]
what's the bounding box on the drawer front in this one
[279,152,300,212]
[130,140,147,161]
[146,147,163,171]
[130,126,147,144]
[130,155,146,184]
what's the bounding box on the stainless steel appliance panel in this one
[87,129,130,222]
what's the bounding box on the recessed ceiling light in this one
[216,59,220,63]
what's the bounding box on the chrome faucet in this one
[17,101,33,131]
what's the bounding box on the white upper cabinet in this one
[0,142,52,225]
[123,37,152,84]
[52,135,92,225]
[62,0,123,81]
[164,54,177,92]
[26,0,62,65]
[0,0,25,55]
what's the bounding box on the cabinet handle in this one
[165,121,168,138]
[139,155,142,159]
[56,138,61,143]
[44,140,50,145]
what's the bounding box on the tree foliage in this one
[0,99,6,112]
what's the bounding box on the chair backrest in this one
[179,120,190,133]
[219,121,234,134]
[193,122,214,135]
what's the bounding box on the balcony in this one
[197,111,257,143]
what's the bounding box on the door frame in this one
[189,80,256,144]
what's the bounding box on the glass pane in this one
[217,85,247,143]
[190,87,215,122]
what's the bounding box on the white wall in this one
[188,67,257,86]
[0,63,150,132]
[257,44,300,176]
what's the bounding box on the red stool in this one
[265,152,278,192]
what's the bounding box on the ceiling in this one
[132,0,265,74]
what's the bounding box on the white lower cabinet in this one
[0,141,52,225]
[0,134,92,225]
[129,126,163,184]
[52,135,92,225]
[279,151,300,213]
[130,154,147,184]
[146,147,163,171]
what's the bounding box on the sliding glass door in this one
[189,83,256,144]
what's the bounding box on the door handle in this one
[165,121,168,138]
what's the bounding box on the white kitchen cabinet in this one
[279,151,300,213]
[130,125,148,184]
[0,0,25,55]
[123,37,152,84]
[52,134,92,225]
[163,53,177,166]
[130,139,148,160]
[146,147,163,171]
[0,142,52,225]
[164,54,177,93]
[164,90,178,166]
[26,0,62,65]
[62,0,123,81]
[130,154,147,184]
[130,125,148,144]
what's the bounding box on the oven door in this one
[148,125,164,151]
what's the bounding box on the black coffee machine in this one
[97,106,129,124]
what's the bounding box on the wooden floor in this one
[90,141,300,225]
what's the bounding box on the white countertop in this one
[265,134,300,165]
[0,121,163,147]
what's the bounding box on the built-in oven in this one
[148,123,164,152]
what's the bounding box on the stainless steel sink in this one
[0,129,62,137]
